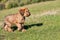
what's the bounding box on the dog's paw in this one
[22,29,26,32]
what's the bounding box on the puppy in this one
[3,8,31,32]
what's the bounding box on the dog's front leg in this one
[16,23,22,31]
[21,24,26,32]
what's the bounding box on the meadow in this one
[0,0,60,40]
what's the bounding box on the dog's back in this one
[4,13,25,24]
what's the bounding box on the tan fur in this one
[3,8,31,32]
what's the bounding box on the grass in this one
[0,0,60,40]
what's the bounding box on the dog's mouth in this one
[24,13,31,17]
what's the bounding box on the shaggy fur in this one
[3,8,31,32]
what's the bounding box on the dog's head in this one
[19,7,31,17]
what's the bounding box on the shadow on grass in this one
[24,23,43,29]
[11,23,43,31]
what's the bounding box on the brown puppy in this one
[3,8,31,32]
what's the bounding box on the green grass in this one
[0,0,60,40]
